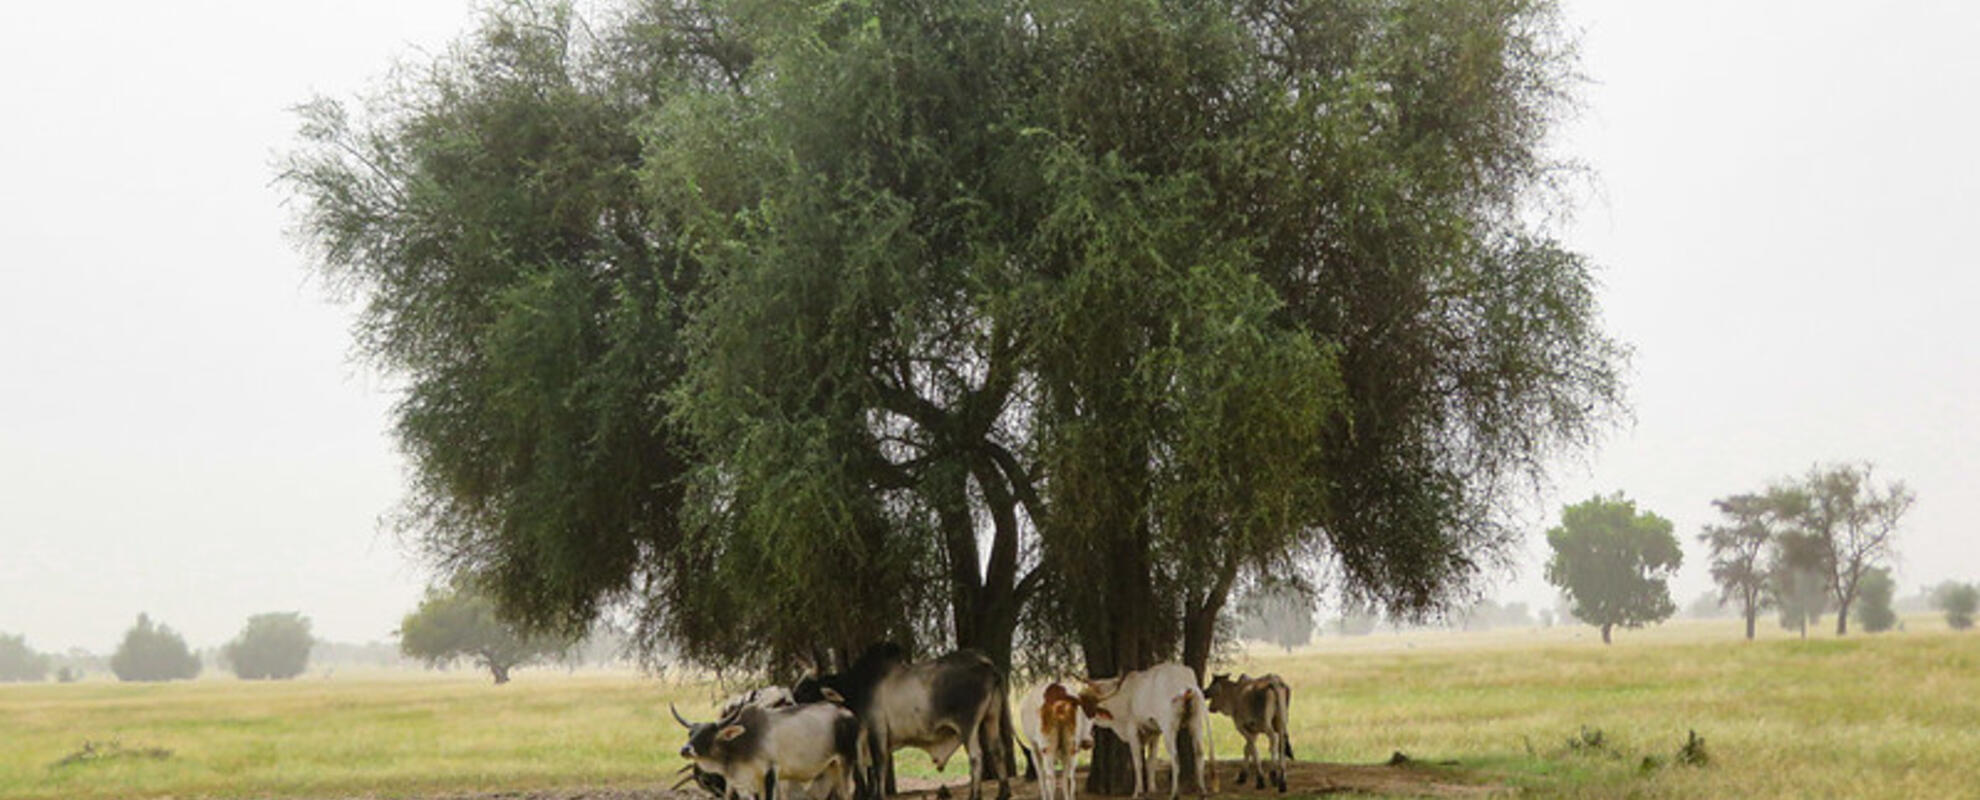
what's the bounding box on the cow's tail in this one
[1178,687,1215,794]
[997,682,1019,781]
[1277,681,1294,760]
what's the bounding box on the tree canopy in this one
[399,585,571,684]
[1769,463,1912,635]
[285,0,1623,718]
[110,614,202,682]
[0,633,51,683]
[1699,492,1778,640]
[222,613,315,680]
[1544,493,1681,644]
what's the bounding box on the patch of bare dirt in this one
[383,758,1504,800]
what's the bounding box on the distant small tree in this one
[1770,531,1830,638]
[0,633,51,682]
[1933,583,1978,631]
[1683,590,1730,620]
[1855,568,1898,634]
[222,613,315,680]
[1699,492,1777,639]
[1236,587,1316,651]
[399,585,570,684]
[1544,493,1683,644]
[110,614,202,682]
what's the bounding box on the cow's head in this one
[673,703,757,767]
[790,673,850,706]
[1204,673,1239,713]
[1078,676,1124,708]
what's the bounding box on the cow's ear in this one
[821,687,846,704]
[1093,708,1114,720]
[717,725,747,742]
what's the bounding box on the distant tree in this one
[1455,599,1534,631]
[1330,610,1379,637]
[399,585,570,684]
[0,633,51,682]
[1236,587,1316,651]
[1772,463,1913,635]
[1699,492,1778,639]
[1683,590,1730,620]
[1544,493,1683,644]
[1769,527,1830,638]
[1933,583,1978,631]
[222,613,315,680]
[1855,568,1898,633]
[110,614,201,682]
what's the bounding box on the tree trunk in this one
[1600,623,1612,645]
[1083,528,1158,796]
[1744,610,1756,641]
[490,662,511,685]
[1835,599,1851,636]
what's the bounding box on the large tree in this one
[1544,494,1682,644]
[1773,463,1913,635]
[288,1,1622,787]
[398,585,571,684]
[1699,493,1778,640]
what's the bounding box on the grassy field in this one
[4,615,1977,799]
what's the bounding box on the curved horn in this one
[671,702,694,729]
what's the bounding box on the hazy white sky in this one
[2,1,1974,654]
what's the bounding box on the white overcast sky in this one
[2,1,1975,653]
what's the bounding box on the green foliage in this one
[222,613,315,680]
[1698,493,1777,637]
[1544,494,1682,643]
[1933,583,1978,631]
[280,1,718,644]
[287,0,1624,677]
[109,614,201,682]
[1770,463,1913,635]
[1770,567,1831,635]
[1855,568,1898,633]
[398,585,570,683]
[0,633,51,682]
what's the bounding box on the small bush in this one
[1934,583,1978,631]
[1676,730,1709,767]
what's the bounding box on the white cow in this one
[1079,664,1215,800]
[1019,682,1109,800]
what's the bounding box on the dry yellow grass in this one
[3,614,1975,799]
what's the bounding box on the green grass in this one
[5,615,1977,798]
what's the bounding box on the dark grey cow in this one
[792,644,1014,800]
[675,701,864,800]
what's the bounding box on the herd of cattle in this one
[670,644,1295,800]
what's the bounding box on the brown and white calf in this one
[1079,663,1216,800]
[1202,674,1291,792]
[1019,683,1110,800]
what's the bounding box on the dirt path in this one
[403,759,1506,799]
